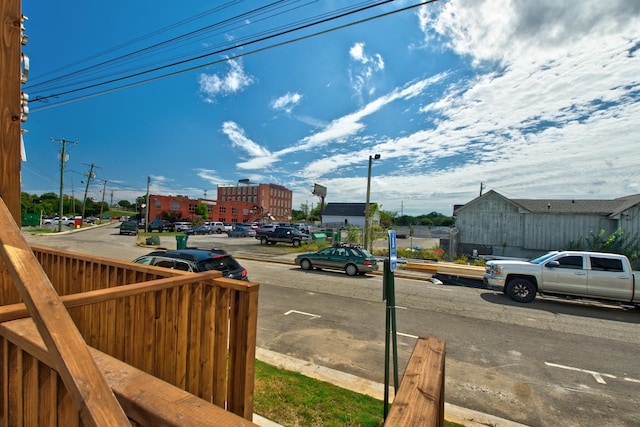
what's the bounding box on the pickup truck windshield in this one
[529,252,558,264]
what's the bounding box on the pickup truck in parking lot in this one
[484,251,640,306]
[256,226,308,247]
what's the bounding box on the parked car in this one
[43,216,75,226]
[119,220,139,235]
[485,251,640,305]
[203,221,229,234]
[173,221,192,232]
[227,224,256,238]
[132,248,248,280]
[294,244,379,276]
[185,225,214,235]
[255,224,277,234]
[256,226,308,247]
[147,220,175,232]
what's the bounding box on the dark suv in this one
[147,220,175,232]
[132,248,248,281]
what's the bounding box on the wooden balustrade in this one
[0,243,259,423]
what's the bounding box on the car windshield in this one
[529,252,558,264]
[199,256,240,272]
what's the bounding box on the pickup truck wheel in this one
[292,239,301,247]
[506,278,537,303]
[216,229,222,234]
[345,264,358,276]
[300,259,312,270]
[260,236,268,245]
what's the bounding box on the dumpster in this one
[311,232,327,243]
[176,234,188,249]
[74,216,83,228]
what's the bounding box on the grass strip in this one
[254,360,464,427]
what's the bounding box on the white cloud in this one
[198,59,254,103]
[290,1,640,214]
[195,168,227,186]
[418,0,640,66]
[271,92,302,113]
[348,42,385,100]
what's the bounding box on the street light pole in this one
[364,154,380,251]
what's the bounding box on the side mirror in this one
[545,260,560,268]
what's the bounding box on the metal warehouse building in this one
[454,190,640,259]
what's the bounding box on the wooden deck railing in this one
[0,200,259,424]
[0,245,259,420]
[0,291,258,426]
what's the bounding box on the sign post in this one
[383,230,399,420]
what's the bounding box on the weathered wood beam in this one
[0,0,23,225]
[385,337,446,426]
[0,270,222,323]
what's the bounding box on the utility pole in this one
[51,137,78,232]
[99,179,108,219]
[81,162,100,220]
[145,176,150,226]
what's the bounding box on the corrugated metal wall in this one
[522,214,616,251]
[620,205,640,236]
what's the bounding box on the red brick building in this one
[147,183,292,224]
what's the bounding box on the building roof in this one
[458,190,640,216]
[322,203,367,217]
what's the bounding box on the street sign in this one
[388,230,397,272]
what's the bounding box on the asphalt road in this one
[23,224,640,426]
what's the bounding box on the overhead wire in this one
[30,1,436,112]
[26,0,289,91]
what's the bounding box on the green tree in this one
[118,200,132,209]
[307,204,323,221]
[379,210,396,227]
[195,202,209,220]
[291,209,306,221]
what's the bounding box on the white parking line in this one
[283,310,321,319]
[545,362,616,384]
[397,332,418,339]
[624,377,640,384]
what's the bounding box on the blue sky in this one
[21,1,640,216]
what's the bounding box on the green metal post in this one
[383,259,399,420]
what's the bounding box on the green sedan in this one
[295,244,379,276]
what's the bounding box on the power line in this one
[26,0,288,91]
[30,1,436,112]
[25,1,241,88]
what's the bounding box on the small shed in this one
[321,202,379,228]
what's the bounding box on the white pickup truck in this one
[484,251,640,306]
[204,221,232,234]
